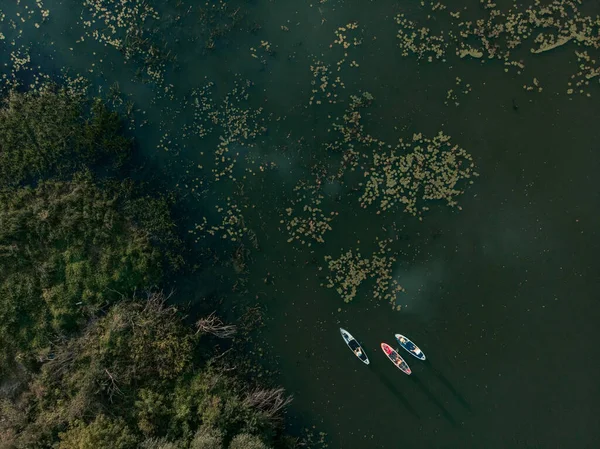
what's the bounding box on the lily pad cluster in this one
[198,0,251,51]
[309,60,346,105]
[395,0,600,94]
[331,22,363,71]
[323,91,476,219]
[445,77,472,106]
[523,77,543,93]
[569,51,599,96]
[190,200,248,243]
[359,131,477,218]
[325,91,379,175]
[330,91,375,144]
[323,238,404,307]
[281,180,338,246]
[250,40,275,65]
[189,79,266,182]
[0,0,49,42]
[0,1,51,87]
[184,79,269,247]
[80,0,166,84]
[308,22,364,106]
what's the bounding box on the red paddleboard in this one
[381,343,411,375]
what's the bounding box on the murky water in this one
[2,0,600,447]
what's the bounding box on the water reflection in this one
[373,369,421,420]
[408,376,458,427]
[424,359,473,413]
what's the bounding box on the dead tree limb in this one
[104,368,124,402]
[243,387,293,419]
[195,312,237,338]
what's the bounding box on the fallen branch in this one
[195,312,237,338]
[243,387,293,419]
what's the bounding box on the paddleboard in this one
[395,334,426,361]
[381,342,411,375]
[340,328,370,365]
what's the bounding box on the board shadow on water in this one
[408,375,459,428]
[372,369,421,420]
[424,359,473,413]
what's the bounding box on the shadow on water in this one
[408,376,459,428]
[372,369,421,420]
[424,359,473,413]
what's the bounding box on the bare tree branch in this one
[104,368,123,403]
[195,312,237,338]
[243,387,293,420]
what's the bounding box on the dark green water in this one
[2,0,600,447]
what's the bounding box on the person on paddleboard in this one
[392,353,406,369]
[400,336,420,354]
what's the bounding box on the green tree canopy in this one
[0,87,130,187]
[188,425,223,449]
[0,84,295,449]
[57,415,137,449]
[229,433,270,449]
[0,177,182,373]
[0,294,288,449]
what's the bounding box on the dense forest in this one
[0,86,295,449]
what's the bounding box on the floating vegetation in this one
[445,77,472,106]
[395,13,448,62]
[2,68,91,100]
[329,91,376,145]
[80,0,168,84]
[0,0,50,44]
[300,427,329,449]
[282,179,338,247]
[190,81,216,138]
[325,91,381,175]
[8,47,31,75]
[190,201,248,243]
[189,78,266,182]
[157,129,179,153]
[80,0,158,52]
[331,22,363,71]
[250,40,275,65]
[322,91,476,217]
[197,0,251,51]
[309,59,346,105]
[359,132,477,218]
[308,22,363,106]
[332,22,362,51]
[323,238,404,308]
[0,0,52,86]
[395,0,600,94]
[523,77,543,93]
[568,51,599,96]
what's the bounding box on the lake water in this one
[2,0,600,447]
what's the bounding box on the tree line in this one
[0,86,295,449]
